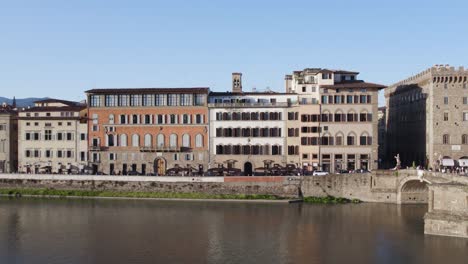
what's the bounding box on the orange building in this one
[86,88,209,175]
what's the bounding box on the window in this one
[196,114,203,124]
[347,135,355,145]
[194,94,205,105]
[66,133,73,141]
[155,94,167,106]
[157,115,164,124]
[66,150,73,158]
[182,114,190,124]
[302,87,306,92]
[142,94,154,106]
[463,97,467,105]
[145,115,151,124]
[45,149,52,158]
[168,94,178,106]
[462,134,468,144]
[57,150,63,158]
[444,97,449,105]
[119,95,130,106]
[180,94,193,106]
[44,130,52,141]
[132,115,139,124]
[442,134,450,145]
[132,134,140,147]
[444,112,449,121]
[182,134,190,148]
[130,94,141,106]
[463,112,468,121]
[185,153,193,161]
[105,95,118,107]
[109,153,117,161]
[157,134,165,147]
[107,134,115,147]
[144,134,152,147]
[195,134,203,148]
[335,136,343,146]
[170,114,177,124]
[120,134,128,147]
[90,95,102,107]
[169,134,178,148]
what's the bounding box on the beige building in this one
[0,104,18,173]
[18,99,88,174]
[286,68,384,173]
[385,65,468,169]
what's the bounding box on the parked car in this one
[312,171,329,176]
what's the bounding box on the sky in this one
[0,0,467,106]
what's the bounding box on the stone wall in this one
[425,183,468,238]
[0,174,300,198]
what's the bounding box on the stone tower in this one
[232,73,242,93]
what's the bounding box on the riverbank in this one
[0,188,361,205]
[0,188,284,201]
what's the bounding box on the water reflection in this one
[0,198,466,264]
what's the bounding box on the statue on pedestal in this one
[394,153,401,170]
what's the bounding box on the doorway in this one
[154,158,166,176]
[244,162,253,176]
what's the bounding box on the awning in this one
[442,159,455,166]
[458,159,468,167]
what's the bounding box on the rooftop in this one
[321,80,386,89]
[86,88,210,94]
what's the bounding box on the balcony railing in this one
[140,146,193,153]
[89,146,109,152]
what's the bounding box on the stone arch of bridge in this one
[396,176,429,204]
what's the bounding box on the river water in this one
[0,198,466,264]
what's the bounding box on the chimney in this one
[232,73,242,93]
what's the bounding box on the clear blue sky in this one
[1,0,467,105]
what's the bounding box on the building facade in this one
[286,68,384,173]
[86,88,209,175]
[17,99,88,174]
[0,104,18,173]
[385,65,468,169]
[209,73,298,175]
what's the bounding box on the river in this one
[0,198,466,264]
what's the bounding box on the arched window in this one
[462,134,468,145]
[224,145,232,155]
[182,114,190,124]
[132,115,139,124]
[182,134,190,148]
[157,134,165,147]
[107,134,115,147]
[120,134,127,147]
[109,114,115,125]
[195,114,203,124]
[195,134,203,148]
[169,134,178,148]
[170,114,177,124]
[443,134,450,145]
[132,134,140,147]
[360,132,371,145]
[144,134,152,147]
[347,133,356,145]
[335,132,344,146]
[242,145,251,155]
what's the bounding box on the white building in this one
[18,99,88,174]
[208,73,298,175]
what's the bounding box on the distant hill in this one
[0,97,49,107]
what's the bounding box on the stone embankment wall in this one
[0,170,466,205]
[425,183,468,238]
[0,174,301,198]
